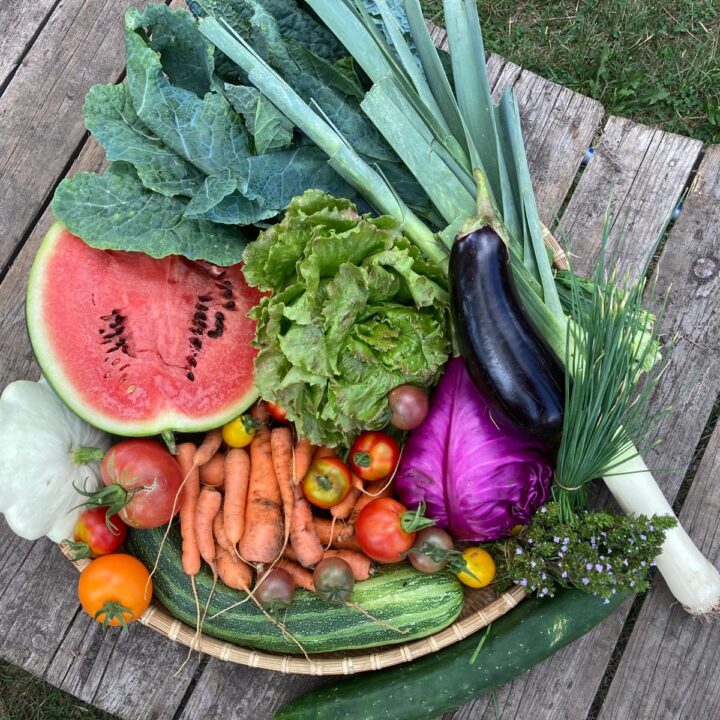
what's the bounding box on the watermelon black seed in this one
[194,312,207,321]
[117,338,126,346]
[207,330,217,339]
[186,372,195,381]
[107,346,120,353]
[121,347,129,354]
[224,289,233,298]
[222,280,232,287]
[225,301,236,310]
[99,329,105,334]
[215,311,224,320]
[214,326,224,338]
[196,303,209,312]
[188,357,197,367]
[191,338,202,349]
[198,294,212,302]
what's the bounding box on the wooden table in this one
[2,3,720,719]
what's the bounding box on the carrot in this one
[289,487,324,567]
[238,426,283,562]
[196,488,222,568]
[313,445,336,461]
[292,438,315,485]
[283,545,299,563]
[251,400,270,423]
[277,558,315,592]
[271,427,296,552]
[216,547,253,592]
[200,452,225,487]
[213,510,232,552]
[323,549,372,581]
[193,428,223,467]
[223,448,250,547]
[331,474,364,520]
[177,443,201,576]
[313,517,364,552]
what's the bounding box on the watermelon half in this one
[27,223,263,436]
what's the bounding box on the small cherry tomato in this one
[266,401,288,423]
[387,385,429,430]
[256,568,295,613]
[313,557,355,605]
[408,526,456,573]
[66,507,127,560]
[349,431,400,482]
[222,414,261,448]
[302,457,352,508]
[356,498,434,563]
[78,553,152,628]
[456,547,496,588]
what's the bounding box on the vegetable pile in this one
[1,0,719,717]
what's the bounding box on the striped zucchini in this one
[127,526,464,654]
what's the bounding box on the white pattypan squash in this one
[0,379,111,542]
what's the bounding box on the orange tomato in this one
[78,554,152,628]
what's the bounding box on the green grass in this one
[424,0,720,143]
[0,661,116,720]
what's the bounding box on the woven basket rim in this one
[59,233,566,675]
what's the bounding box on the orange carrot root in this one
[223,448,250,547]
[331,474,364,520]
[290,484,324,567]
[194,428,223,467]
[277,558,315,592]
[323,549,372,581]
[313,517,364,552]
[238,426,283,562]
[196,488,222,568]
[292,438,315,485]
[213,510,233,552]
[216,547,253,592]
[178,443,201,576]
[271,427,296,555]
[200,452,225,487]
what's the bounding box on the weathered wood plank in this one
[599,430,720,720]
[557,116,703,279]
[177,661,325,720]
[445,125,712,720]
[0,0,150,276]
[0,0,59,91]
[597,146,720,720]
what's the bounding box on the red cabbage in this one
[396,358,553,542]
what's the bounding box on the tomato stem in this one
[401,502,436,534]
[70,446,106,465]
[72,482,132,533]
[95,600,135,632]
[352,452,371,468]
[62,540,92,561]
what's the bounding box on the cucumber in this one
[127,526,463,654]
[275,587,630,719]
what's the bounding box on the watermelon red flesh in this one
[27,223,263,435]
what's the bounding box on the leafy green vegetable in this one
[52,163,250,264]
[244,190,450,446]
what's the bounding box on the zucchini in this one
[127,526,463,654]
[275,587,630,719]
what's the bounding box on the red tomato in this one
[100,439,184,529]
[349,431,400,482]
[356,498,432,563]
[303,457,352,509]
[70,507,127,559]
[266,401,288,422]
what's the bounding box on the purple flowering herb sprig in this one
[499,502,676,601]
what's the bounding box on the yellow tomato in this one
[222,415,259,448]
[456,547,496,588]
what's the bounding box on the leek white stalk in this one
[604,451,720,616]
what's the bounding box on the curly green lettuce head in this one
[243,190,450,446]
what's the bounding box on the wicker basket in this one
[60,225,566,676]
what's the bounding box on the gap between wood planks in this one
[587,390,720,720]
[0,0,63,99]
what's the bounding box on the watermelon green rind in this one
[127,525,465,654]
[26,222,259,436]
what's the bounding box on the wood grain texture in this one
[444,132,715,720]
[0,0,59,91]
[557,116,703,279]
[596,146,720,720]
[177,660,325,720]
[599,425,720,720]
[0,0,150,276]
